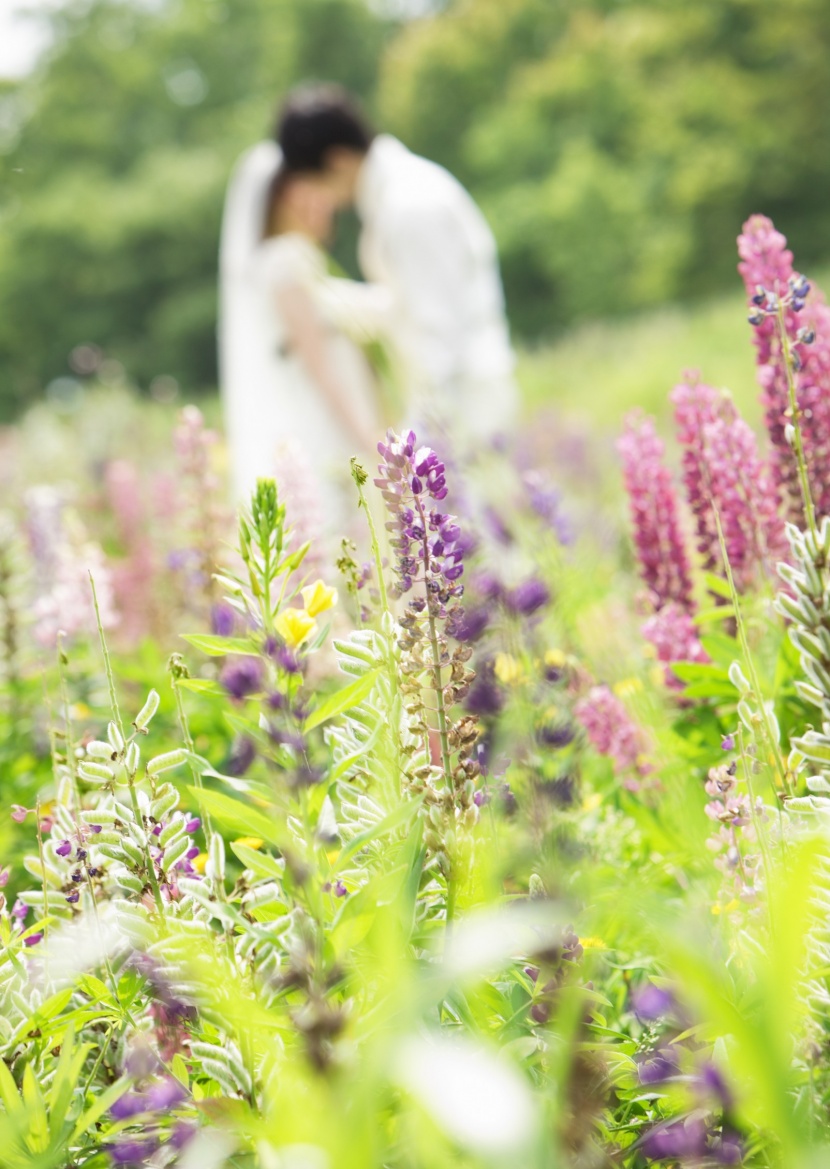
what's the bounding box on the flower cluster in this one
[574,684,651,786]
[641,601,708,690]
[671,378,786,592]
[25,485,118,648]
[618,414,694,612]
[376,430,481,890]
[738,215,830,521]
[704,762,764,908]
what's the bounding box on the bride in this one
[218,140,390,523]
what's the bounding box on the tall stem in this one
[352,459,389,616]
[776,304,817,539]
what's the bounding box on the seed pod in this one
[158,818,184,848]
[120,838,145,868]
[147,749,188,776]
[86,740,116,761]
[242,883,282,909]
[78,762,114,786]
[107,722,125,753]
[113,870,144,896]
[134,689,160,731]
[80,808,119,825]
[162,835,190,870]
[125,742,140,774]
[151,785,179,821]
[207,833,225,883]
[728,662,750,693]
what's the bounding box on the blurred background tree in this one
[1,0,829,416]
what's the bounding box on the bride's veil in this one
[218,141,283,498]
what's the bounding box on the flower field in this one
[3,215,830,1168]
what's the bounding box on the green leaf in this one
[176,678,223,695]
[304,669,380,732]
[180,634,260,658]
[72,1077,131,1142]
[188,787,283,847]
[230,842,284,880]
[332,797,423,873]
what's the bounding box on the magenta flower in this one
[738,215,830,520]
[672,376,787,592]
[618,413,694,612]
[575,685,651,781]
[55,839,72,857]
[641,602,709,690]
[23,932,43,947]
[10,805,29,823]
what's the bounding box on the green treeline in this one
[1,0,829,416]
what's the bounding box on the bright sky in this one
[0,2,52,79]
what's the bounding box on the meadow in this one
[2,215,830,1169]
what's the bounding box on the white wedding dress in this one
[219,142,387,525]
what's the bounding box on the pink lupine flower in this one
[104,459,157,643]
[575,684,651,781]
[641,602,709,690]
[618,413,694,612]
[738,215,830,521]
[25,486,118,648]
[671,378,786,591]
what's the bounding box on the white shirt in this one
[356,135,517,438]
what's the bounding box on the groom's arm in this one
[381,202,472,394]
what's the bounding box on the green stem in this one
[353,465,389,616]
[776,303,818,540]
[128,782,165,920]
[89,573,124,741]
[711,499,791,799]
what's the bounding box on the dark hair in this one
[276,83,374,172]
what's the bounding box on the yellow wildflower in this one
[544,649,566,669]
[580,936,607,950]
[234,837,263,850]
[711,898,740,916]
[275,607,318,648]
[613,677,643,699]
[582,792,602,813]
[301,579,338,618]
[494,652,523,685]
[192,852,208,874]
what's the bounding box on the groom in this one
[277,83,518,444]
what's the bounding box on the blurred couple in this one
[219,83,517,521]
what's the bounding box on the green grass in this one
[516,272,830,435]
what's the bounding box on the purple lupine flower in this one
[700,1061,734,1111]
[66,891,80,904]
[618,413,694,612]
[0,867,8,888]
[334,880,348,897]
[55,839,72,857]
[10,805,29,823]
[375,430,465,599]
[537,722,576,748]
[446,606,489,643]
[211,601,236,636]
[638,1050,678,1085]
[11,900,27,922]
[641,1117,708,1161]
[672,377,787,590]
[632,982,674,1021]
[641,601,709,690]
[145,1076,187,1111]
[522,469,572,544]
[171,1120,198,1149]
[220,656,263,701]
[23,932,43,947]
[464,662,505,717]
[227,737,256,777]
[575,685,651,783]
[721,734,735,751]
[185,817,201,834]
[109,1138,158,1168]
[505,578,550,617]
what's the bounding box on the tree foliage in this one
[0,0,392,417]
[380,0,830,334]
